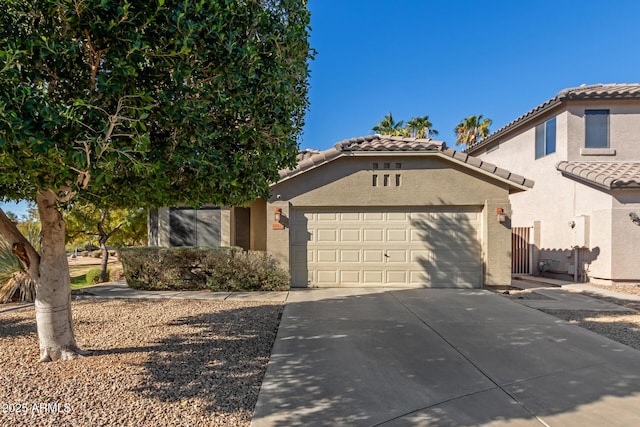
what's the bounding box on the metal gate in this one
[512,227,532,275]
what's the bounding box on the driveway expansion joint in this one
[388,290,548,426]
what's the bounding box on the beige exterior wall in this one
[566,101,640,161]
[266,154,514,286]
[475,101,640,281]
[156,207,171,247]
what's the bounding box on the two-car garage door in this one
[290,207,483,288]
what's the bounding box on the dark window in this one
[169,208,196,246]
[585,110,609,148]
[383,174,389,186]
[395,174,401,186]
[372,174,378,186]
[373,163,379,169]
[395,163,402,169]
[169,207,221,247]
[535,117,556,159]
[383,163,390,169]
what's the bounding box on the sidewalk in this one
[509,276,639,312]
[76,280,290,302]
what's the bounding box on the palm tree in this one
[0,236,35,303]
[372,113,405,135]
[406,115,439,139]
[454,114,492,148]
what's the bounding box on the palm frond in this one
[0,237,24,285]
[0,233,38,303]
[0,271,35,303]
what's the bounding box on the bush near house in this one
[85,267,109,285]
[120,247,290,292]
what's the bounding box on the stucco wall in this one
[566,101,640,161]
[267,154,515,286]
[475,103,640,281]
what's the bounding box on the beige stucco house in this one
[466,84,640,284]
[150,135,532,288]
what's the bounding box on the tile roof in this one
[337,135,443,152]
[441,148,534,188]
[556,161,640,190]
[276,134,534,190]
[465,84,640,154]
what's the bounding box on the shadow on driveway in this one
[252,288,640,426]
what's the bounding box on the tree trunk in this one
[99,240,109,283]
[34,190,84,361]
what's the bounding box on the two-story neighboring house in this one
[466,84,640,284]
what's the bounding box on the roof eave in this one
[434,152,532,192]
[465,99,564,155]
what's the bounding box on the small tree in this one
[0,0,312,361]
[65,205,147,282]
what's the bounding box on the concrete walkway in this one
[75,280,289,302]
[252,288,640,426]
[509,276,639,312]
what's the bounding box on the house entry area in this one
[290,207,483,288]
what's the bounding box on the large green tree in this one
[454,114,492,147]
[0,0,312,361]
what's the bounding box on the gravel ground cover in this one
[538,309,640,351]
[0,299,282,427]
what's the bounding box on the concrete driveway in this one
[252,288,640,426]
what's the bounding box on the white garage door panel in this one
[291,208,483,288]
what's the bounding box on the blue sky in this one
[3,0,640,217]
[301,0,640,150]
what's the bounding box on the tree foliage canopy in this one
[65,204,146,249]
[0,0,313,208]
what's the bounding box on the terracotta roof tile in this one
[556,161,640,189]
[441,148,534,188]
[336,134,443,151]
[466,84,640,154]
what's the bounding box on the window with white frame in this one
[585,110,609,148]
[535,117,556,159]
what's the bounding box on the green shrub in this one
[120,247,290,291]
[92,250,102,258]
[85,268,109,285]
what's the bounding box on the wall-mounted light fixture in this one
[272,208,285,230]
[496,208,507,223]
[630,212,640,226]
